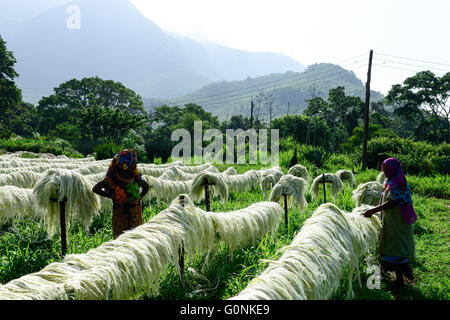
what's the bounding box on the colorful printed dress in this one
[93,149,149,239]
[102,173,147,239]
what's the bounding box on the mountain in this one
[0,0,70,24]
[144,63,384,120]
[1,0,305,104]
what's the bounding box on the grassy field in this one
[0,157,448,300]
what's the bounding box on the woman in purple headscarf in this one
[363,158,417,288]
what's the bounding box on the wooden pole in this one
[362,50,373,171]
[60,198,67,256]
[178,195,185,281]
[205,184,211,212]
[201,182,215,211]
[250,99,254,129]
[51,197,67,257]
[322,173,327,203]
[283,194,288,227]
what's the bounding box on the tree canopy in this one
[386,70,450,143]
[0,35,23,138]
[36,77,147,152]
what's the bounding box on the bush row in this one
[364,137,449,175]
[0,136,83,158]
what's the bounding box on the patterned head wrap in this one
[381,158,417,224]
[106,149,142,182]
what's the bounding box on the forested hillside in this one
[145,63,384,120]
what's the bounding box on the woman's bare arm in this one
[139,179,150,200]
[363,199,396,218]
[92,180,112,198]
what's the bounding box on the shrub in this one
[94,142,124,160]
[361,137,449,175]
[300,145,332,169]
[122,129,148,163]
[20,152,40,159]
[0,136,82,158]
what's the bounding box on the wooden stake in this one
[60,199,67,256]
[322,173,327,203]
[250,99,254,129]
[205,184,211,212]
[200,182,215,212]
[50,197,68,257]
[178,195,185,281]
[283,194,288,227]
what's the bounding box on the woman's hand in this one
[363,208,376,218]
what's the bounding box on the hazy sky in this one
[130,0,450,95]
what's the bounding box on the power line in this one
[335,52,369,64]
[372,63,433,74]
[173,68,337,104]
[175,55,375,106]
[22,52,378,106]
[341,59,369,67]
[373,58,450,73]
[174,65,367,106]
[376,52,450,68]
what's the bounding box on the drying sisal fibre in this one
[0,186,41,224]
[190,172,229,203]
[309,173,344,200]
[229,203,381,300]
[335,170,356,189]
[287,164,310,181]
[376,172,386,185]
[269,174,308,212]
[32,169,100,236]
[352,181,384,207]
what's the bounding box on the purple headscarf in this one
[381,158,417,224]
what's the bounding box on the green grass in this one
[0,156,448,300]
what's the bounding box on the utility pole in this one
[287,101,290,116]
[250,98,254,128]
[266,93,274,126]
[362,49,373,171]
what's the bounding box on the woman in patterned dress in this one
[93,149,150,239]
[363,158,417,288]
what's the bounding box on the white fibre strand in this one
[190,172,229,203]
[335,170,356,188]
[0,171,43,188]
[310,173,344,200]
[229,203,381,300]
[376,172,387,185]
[32,169,100,236]
[0,186,40,224]
[143,175,192,204]
[196,201,284,253]
[352,181,384,207]
[269,174,308,212]
[288,164,309,181]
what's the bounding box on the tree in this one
[343,123,395,153]
[146,103,220,161]
[0,35,22,138]
[304,86,364,151]
[37,77,147,150]
[264,93,275,125]
[386,71,450,143]
[8,102,39,137]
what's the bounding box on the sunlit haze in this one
[130,0,450,94]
